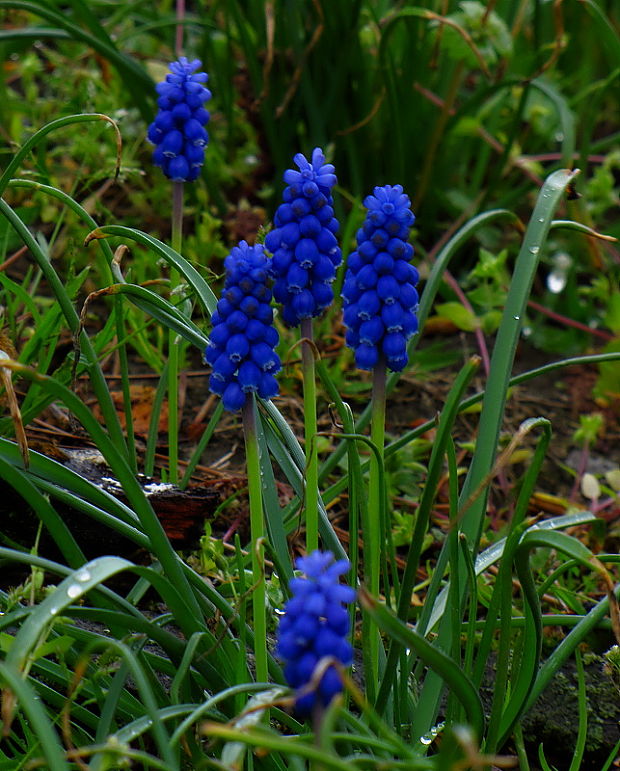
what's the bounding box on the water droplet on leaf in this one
[76,570,91,583]
[67,584,82,599]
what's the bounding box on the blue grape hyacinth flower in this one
[264,148,342,327]
[147,57,211,182]
[205,241,281,411]
[342,185,419,372]
[276,550,356,715]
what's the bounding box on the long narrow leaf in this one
[85,225,218,316]
[0,662,70,771]
[359,588,485,741]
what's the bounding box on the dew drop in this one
[67,584,82,599]
[547,270,567,294]
[76,569,91,583]
[49,606,59,616]
[514,315,520,321]
[529,246,540,255]
[418,721,445,747]
[538,217,544,223]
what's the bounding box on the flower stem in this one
[301,317,319,553]
[366,356,387,698]
[168,180,184,484]
[242,395,268,685]
[175,0,185,57]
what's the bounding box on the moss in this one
[520,654,620,768]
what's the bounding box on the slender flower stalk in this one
[243,395,268,684]
[175,0,185,57]
[300,317,319,552]
[147,57,211,482]
[205,241,281,684]
[265,148,341,552]
[167,181,184,483]
[341,184,418,696]
[369,356,387,587]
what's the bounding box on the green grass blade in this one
[0,662,70,771]
[375,356,481,714]
[525,578,620,716]
[498,530,597,744]
[424,510,597,636]
[180,400,224,489]
[458,169,580,551]
[99,283,209,349]
[0,198,128,459]
[359,587,485,742]
[5,556,133,672]
[0,455,85,567]
[476,419,552,748]
[255,415,294,583]
[85,225,218,316]
[0,361,202,629]
[531,79,576,169]
[260,399,347,561]
[319,209,518,485]
[0,114,121,196]
[569,648,588,771]
[579,0,620,66]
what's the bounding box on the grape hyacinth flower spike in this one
[148,57,211,481]
[205,240,281,683]
[342,184,418,372]
[341,184,417,696]
[265,147,341,327]
[265,148,341,553]
[147,56,211,182]
[276,551,355,716]
[206,241,281,412]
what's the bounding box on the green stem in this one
[168,181,184,484]
[301,317,319,553]
[366,357,387,700]
[242,395,268,685]
[369,358,386,596]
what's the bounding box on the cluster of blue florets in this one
[265,148,342,327]
[276,550,355,715]
[147,57,211,182]
[342,185,418,372]
[205,241,280,412]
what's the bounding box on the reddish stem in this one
[176,0,185,57]
[442,270,491,376]
[527,299,614,341]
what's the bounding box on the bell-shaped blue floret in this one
[222,382,246,411]
[355,343,379,370]
[257,372,279,399]
[237,361,262,392]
